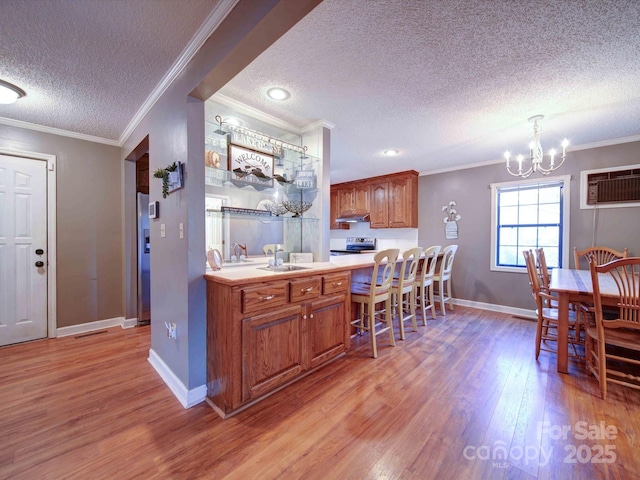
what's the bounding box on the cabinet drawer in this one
[289,277,321,303]
[323,272,350,295]
[241,283,288,314]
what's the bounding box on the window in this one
[490,175,570,272]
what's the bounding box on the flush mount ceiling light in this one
[504,115,569,178]
[266,87,290,101]
[0,79,26,104]
[383,149,400,156]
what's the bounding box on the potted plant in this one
[153,162,178,198]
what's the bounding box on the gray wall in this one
[418,140,640,310]
[120,0,321,391]
[0,124,122,327]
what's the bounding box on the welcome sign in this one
[228,144,274,188]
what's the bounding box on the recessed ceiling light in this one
[0,79,26,104]
[383,149,400,156]
[267,87,290,101]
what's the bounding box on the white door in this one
[205,195,229,259]
[0,155,48,346]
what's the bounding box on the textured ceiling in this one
[0,0,220,142]
[217,0,640,182]
[1,0,639,183]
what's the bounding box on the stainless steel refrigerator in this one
[137,193,150,325]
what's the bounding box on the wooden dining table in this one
[549,268,619,373]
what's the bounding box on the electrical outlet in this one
[165,321,177,339]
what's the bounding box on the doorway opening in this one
[126,137,151,326]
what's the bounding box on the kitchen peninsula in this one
[204,253,382,418]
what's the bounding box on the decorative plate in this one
[205,150,221,168]
[207,248,222,270]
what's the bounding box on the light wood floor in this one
[1,307,639,480]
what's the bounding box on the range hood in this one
[335,210,370,223]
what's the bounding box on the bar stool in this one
[433,244,458,315]
[415,245,441,323]
[391,247,423,340]
[350,248,399,358]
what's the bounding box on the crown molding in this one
[0,116,120,146]
[567,133,640,152]
[419,133,640,176]
[117,0,239,146]
[211,93,336,137]
[419,158,503,176]
[302,119,335,132]
[211,93,305,135]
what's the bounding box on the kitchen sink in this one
[257,265,310,273]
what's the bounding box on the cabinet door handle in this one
[333,281,343,286]
[260,294,275,301]
[310,314,314,319]
[301,287,314,293]
[303,314,307,320]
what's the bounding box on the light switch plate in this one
[160,223,166,238]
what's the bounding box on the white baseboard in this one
[56,316,135,337]
[451,298,536,321]
[123,317,138,328]
[147,348,207,409]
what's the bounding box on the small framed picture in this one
[294,170,317,189]
[168,162,184,194]
[149,201,159,219]
[228,144,274,188]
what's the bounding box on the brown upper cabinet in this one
[136,154,149,194]
[331,170,418,229]
[330,181,370,229]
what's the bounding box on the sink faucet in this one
[270,244,283,266]
[232,243,247,261]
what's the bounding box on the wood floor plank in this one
[1,307,639,479]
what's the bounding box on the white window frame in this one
[490,174,571,273]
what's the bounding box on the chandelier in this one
[504,115,569,178]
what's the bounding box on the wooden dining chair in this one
[523,250,581,360]
[585,256,640,399]
[390,247,423,340]
[416,245,442,323]
[350,248,399,358]
[535,247,551,290]
[433,244,458,315]
[573,246,628,270]
[262,244,281,256]
[536,247,589,339]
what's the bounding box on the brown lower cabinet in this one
[206,271,350,417]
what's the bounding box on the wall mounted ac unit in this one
[580,164,640,209]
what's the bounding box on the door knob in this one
[35,261,44,267]
[35,248,44,255]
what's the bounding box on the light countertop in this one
[204,251,404,286]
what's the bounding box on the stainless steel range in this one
[330,237,377,256]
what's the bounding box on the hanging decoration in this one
[153,162,183,198]
[442,201,461,239]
